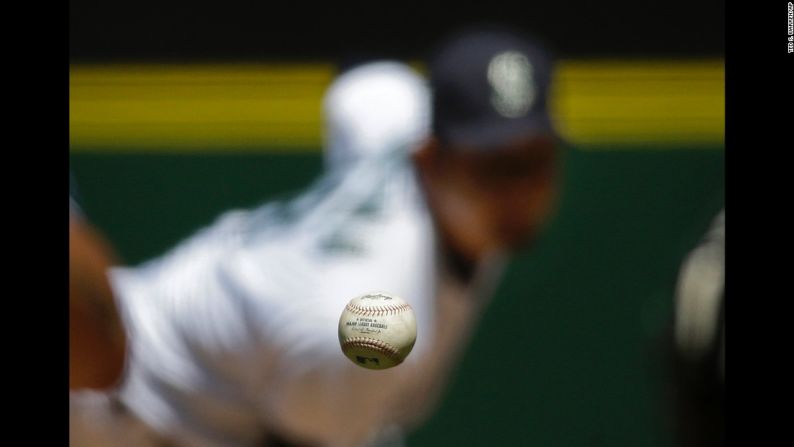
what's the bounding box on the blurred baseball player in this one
[70,28,563,447]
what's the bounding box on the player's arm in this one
[69,211,127,389]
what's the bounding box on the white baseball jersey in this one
[109,151,507,447]
[674,209,724,377]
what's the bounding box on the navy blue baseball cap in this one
[428,27,559,149]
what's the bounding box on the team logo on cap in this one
[487,51,536,118]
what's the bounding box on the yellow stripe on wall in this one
[70,60,723,152]
[551,60,724,147]
[70,64,334,151]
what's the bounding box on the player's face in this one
[420,133,560,261]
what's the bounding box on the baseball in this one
[338,291,417,370]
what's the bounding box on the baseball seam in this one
[345,302,412,317]
[342,337,402,362]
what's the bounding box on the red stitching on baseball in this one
[342,337,402,362]
[345,302,412,317]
